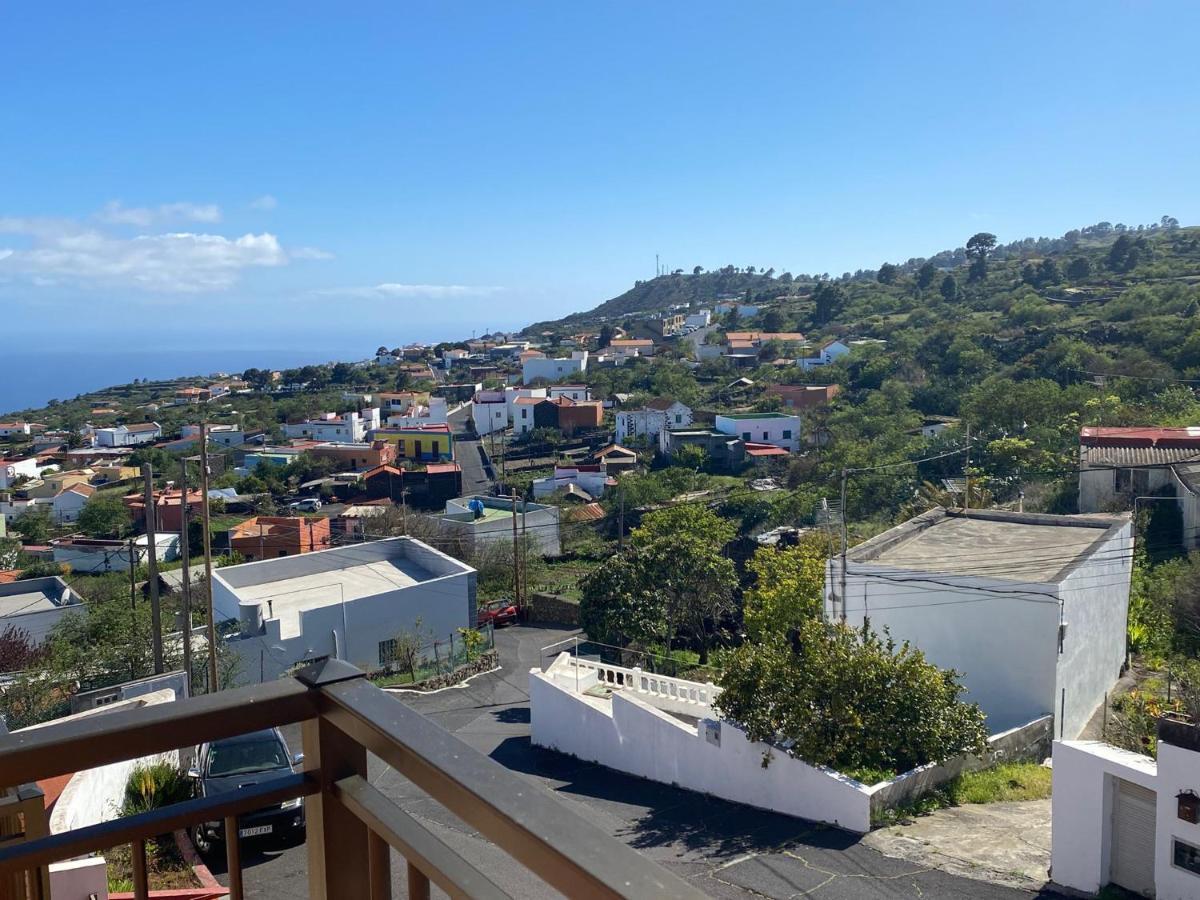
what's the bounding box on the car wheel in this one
[192,824,215,856]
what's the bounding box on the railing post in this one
[131,839,149,900]
[297,659,373,900]
[368,830,392,900]
[224,815,244,900]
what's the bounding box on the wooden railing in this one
[0,658,707,900]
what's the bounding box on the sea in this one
[0,346,377,415]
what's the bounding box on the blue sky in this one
[3,2,1198,350]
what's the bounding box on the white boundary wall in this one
[531,657,873,832]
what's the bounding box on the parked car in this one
[477,599,518,627]
[189,727,305,853]
[288,497,322,512]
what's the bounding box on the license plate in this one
[238,825,272,838]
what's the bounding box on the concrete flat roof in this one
[0,590,58,619]
[851,508,1126,584]
[236,557,434,639]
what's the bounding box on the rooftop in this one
[716,412,798,420]
[848,508,1129,584]
[1080,426,1200,447]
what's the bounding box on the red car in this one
[477,600,518,627]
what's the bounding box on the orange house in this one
[229,516,332,562]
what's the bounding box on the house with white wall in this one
[1052,717,1200,899]
[212,537,476,684]
[471,390,508,436]
[605,340,656,363]
[50,534,180,574]
[0,576,79,654]
[505,386,547,429]
[798,340,850,371]
[616,399,693,443]
[548,385,591,403]
[0,422,32,438]
[531,464,612,500]
[685,310,711,329]
[0,456,41,489]
[714,412,801,452]
[94,422,162,447]
[282,408,379,443]
[428,495,561,557]
[827,507,1132,738]
[1078,426,1200,549]
[51,484,94,523]
[522,352,588,384]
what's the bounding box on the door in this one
[1111,778,1156,897]
[413,440,422,459]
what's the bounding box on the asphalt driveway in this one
[213,625,1069,898]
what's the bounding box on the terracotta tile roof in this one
[565,502,606,522]
[744,442,790,457]
[425,463,461,474]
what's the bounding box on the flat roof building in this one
[827,507,1132,738]
[0,576,78,650]
[213,538,476,683]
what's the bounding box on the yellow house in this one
[370,425,454,462]
[92,462,140,485]
[22,469,94,499]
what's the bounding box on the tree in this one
[877,263,898,285]
[12,508,51,544]
[1021,263,1038,286]
[916,261,938,290]
[330,362,356,384]
[939,274,959,301]
[0,624,43,672]
[715,619,988,776]
[1037,258,1061,285]
[1108,234,1134,271]
[580,506,737,663]
[389,618,429,682]
[812,282,846,325]
[77,494,133,539]
[598,324,615,348]
[1066,257,1091,280]
[779,272,794,285]
[693,265,704,275]
[742,536,826,642]
[761,309,787,333]
[965,232,997,282]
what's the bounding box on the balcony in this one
[0,658,706,899]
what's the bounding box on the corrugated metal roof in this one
[1080,446,1200,467]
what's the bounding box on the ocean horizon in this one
[2,345,387,415]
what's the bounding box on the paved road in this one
[211,624,1068,898]
[448,403,494,494]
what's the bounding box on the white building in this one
[471,390,508,436]
[532,464,612,500]
[548,385,591,403]
[282,408,379,443]
[0,457,41,489]
[522,351,588,385]
[1051,718,1200,899]
[50,534,180,574]
[0,422,32,438]
[180,423,248,446]
[428,495,561,557]
[616,399,693,443]
[212,537,476,684]
[384,396,448,428]
[0,576,79,653]
[51,485,94,524]
[714,412,801,452]
[684,310,711,329]
[827,508,1132,738]
[504,386,547,424]
[798,339,850,371]
[94,423,162,447]
[1078,427,1200,550]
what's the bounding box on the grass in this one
[873,761,1052,827]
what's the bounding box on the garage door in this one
[1111,778,1156,897]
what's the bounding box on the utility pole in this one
[963,423,972,510]
[127,537,137,610]
[198,420,218,692]
[400,488,409,534]
[141,464,164,674]
[179,459,193,688]
[839,467,848,624]
[511,490,521,605]
[618,490,625,550]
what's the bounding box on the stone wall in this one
[524,592,580,626]
[385,649,499,692]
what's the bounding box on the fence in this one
[540,635,718,681]
[372,622,495,687]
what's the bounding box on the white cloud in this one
[292,246,335,260]
[97,200,222,226]
[318,283,504,299]
[249,194,278,211]
[0,215,289,292]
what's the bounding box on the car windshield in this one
[207,738,289,777]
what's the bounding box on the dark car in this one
[189,727,305,854]
[477,599,518,627]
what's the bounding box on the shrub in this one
[121,761,193,817]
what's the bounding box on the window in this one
[379,639,397,666]
[675,414,682,423]
[522,409,528,418]
[278,550,288,557]
[1175,839,1200,877]
[783,430,792,439]
[1115,467,1151,495]
[742,432,751,441]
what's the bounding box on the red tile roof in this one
[425,463,461,474]
[1080,426,1200,448]
[744,442,790,457]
